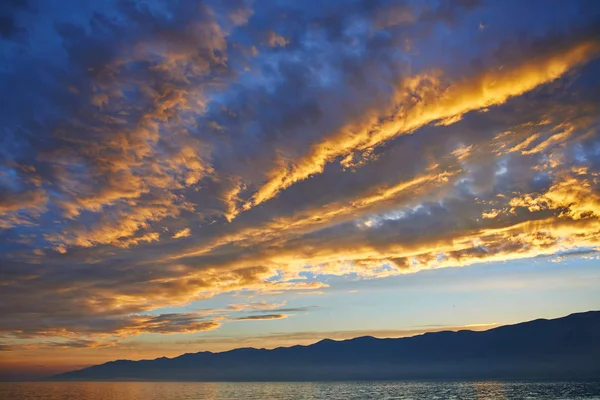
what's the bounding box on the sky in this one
[1,0,600,381]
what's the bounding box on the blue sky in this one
[1,0,600,379]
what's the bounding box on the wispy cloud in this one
[232,314,289,321]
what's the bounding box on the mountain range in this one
[51,311,600,381]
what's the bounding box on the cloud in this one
[114,313,221,335]
[192,302,315,323]
[224,301,287,312]
[0,312,221,341]
[245,39,600,208]
[232,314,288,321]
[44,338,120,349]
[266,30,288,47]
[2,0,223,250]
[172,228,191,239]
[507,174,600,220]
[254,307,315,313]
[1,0,600,351]
[463,322,497,328]
[0,344,14,352]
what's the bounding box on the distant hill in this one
[51,311,600,381]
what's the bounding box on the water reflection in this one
[473,381,508,400]
[1,380,599,400]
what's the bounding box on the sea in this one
[1,381,600,400]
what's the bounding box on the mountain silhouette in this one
[51,311,600,381]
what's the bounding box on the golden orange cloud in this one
[245,40,600,210]
[172,228,192,239]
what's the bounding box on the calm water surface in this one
[1,381,600,400]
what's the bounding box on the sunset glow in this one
[1,0,599,381]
